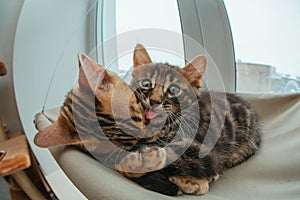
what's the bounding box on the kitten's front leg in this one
[115,146,167,178]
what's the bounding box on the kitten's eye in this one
[168,84,181,96]
[140,79,152,89]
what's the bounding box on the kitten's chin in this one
[142,115,167,138]
[142,126,162,139]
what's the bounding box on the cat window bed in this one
[34,93,300,200]
[13,1,299,198]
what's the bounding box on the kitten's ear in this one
[34,115,80,148]
[0,61,7,76]
[182,55,207,88]
[78,53,110,92]
[133,44,152,67]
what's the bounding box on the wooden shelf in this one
[0,135,31,176]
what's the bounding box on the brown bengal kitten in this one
[116,44,262,195]
[34,53,148,158]
[34,53,180,195]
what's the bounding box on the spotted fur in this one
[34,53,180,195]
[34,49,261,196]
[34,53,146,160]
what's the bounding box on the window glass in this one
[224,0,300,94]
[114,0,184,75]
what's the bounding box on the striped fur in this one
[34,54,145,160]
[127,44,262,195]
[34,50,262,196]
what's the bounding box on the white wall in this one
[12,0,97,198]
[0,0,24,134]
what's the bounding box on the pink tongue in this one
[146,109,158,119]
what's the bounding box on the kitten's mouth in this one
[145,108,158,119]
[145,104,165,120]
[142,105,168,138]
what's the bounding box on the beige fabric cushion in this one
[35,93,300,200]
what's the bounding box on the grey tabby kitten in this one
[115,44,261,195]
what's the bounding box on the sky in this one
[224,0,300,76]
[116,0,184,70]
[116,0,300,76]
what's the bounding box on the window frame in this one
[96,0,235,92]
[177,0,235,92]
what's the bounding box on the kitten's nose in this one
[150,99,161,106]
[150,85,163,106]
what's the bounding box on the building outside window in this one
[224,0,300,94]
